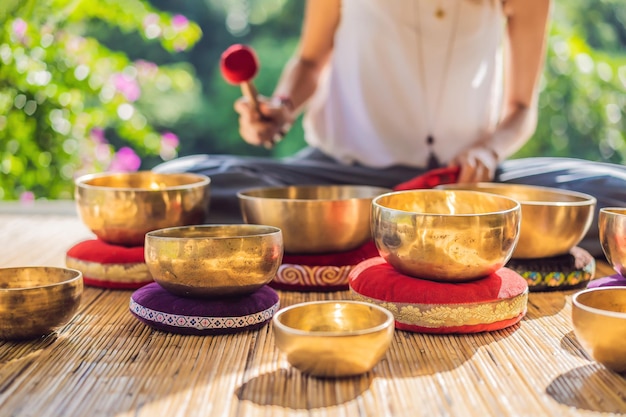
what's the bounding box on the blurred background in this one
[0,0,624,201]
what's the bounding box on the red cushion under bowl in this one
[349,257,528,334]
[66,239,152,289]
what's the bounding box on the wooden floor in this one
[0,203,624,417]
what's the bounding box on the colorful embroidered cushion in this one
[130,283,279,335]
[586,273,626,289]
[66,239,153,289]
[273,240,379,292]
[348,257,528,334]
[505,246,595,292]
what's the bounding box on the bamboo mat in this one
[0,205,624,417]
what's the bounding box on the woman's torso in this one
[303,0,505,168]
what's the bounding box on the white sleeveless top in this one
[303,0,505,168]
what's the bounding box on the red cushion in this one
[66,239,152,289]
[130,283,279,335]
[273,241,379,292]
[349,257,528,334]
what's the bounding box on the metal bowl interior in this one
[75,171,211,246]
[438,183,596,259]
[238,185,390,254]
[599,207,626,276]
[272,300,394,377]
[372,189,521,282]
[145,224,283,298]
[0,267,83,340]
[572,286,626,373]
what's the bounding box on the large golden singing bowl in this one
[75,171,210,246]
[0,267,83,340]
[272,300,394,378]
[599,208,626,276]
[572,286,626,373]
[438,183,596,259]
[238,185,390,254]
[145,224,283,298]
[372,189,521,282]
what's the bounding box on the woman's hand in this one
[234,96,294,149]
[449,145,499,183]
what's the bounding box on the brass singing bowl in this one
[272,300,395,378]
[145,224,283,298]
[438,183,596,259]
[75,171,211,246]
[599,208,626,277]
[0,267,83,340]
[372,189,521,282]
[238,185,390,254]
[572,286,626,373]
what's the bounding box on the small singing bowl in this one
[238,185,390,254]
[372,189,521,282]
[0,267,83,340]
[272,300,395,378]
[75,171,210,246]
[599,207,626,277]
[144,224,283,298]
[572,286,626,373]
[438,183,596,259]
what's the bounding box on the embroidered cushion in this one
[505,246,595,292]
[348,257,528,334]
[129,283,279,335]
[66,239,152,289]
[587,274,626,289]
[273,241,379,292]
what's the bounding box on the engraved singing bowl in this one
[599,207,626,277]
[372,189,521,282]
[144,224,283,298]
[75,171,211,246]
[238,185,390,254]
[272,300,395,378]
[438,183,596,259]
[0,267,83,340]
[572,286,626,373]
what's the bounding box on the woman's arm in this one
[235,0,340,147]
[454,0,551,182]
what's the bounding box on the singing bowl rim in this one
[237,184,392,202]
[600,207,626,217]
[75,171,211,192]
[437,182,596,207]
[272,300,395,337]
[572,286,626,319]
[145,224,282,241]
[0,266,83,291]
[372,189,521,216]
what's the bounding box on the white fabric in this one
[303,0,505,168]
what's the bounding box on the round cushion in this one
[505,246,595,292]
[66,239,153,289]
[348,257,528,334]
[587,274,626,289]
[129,283,279,335]
[273,240,379,292]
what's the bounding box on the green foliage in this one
[0,0,201,199]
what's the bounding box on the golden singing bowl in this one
[238,185,390,254]
[75,171,210,246]
[438,183,596,259]
[372,189,521,282]
[572,286,626,373]
[145,224,283,298]
[0,267,83,340]
[272,300,394,377]
[599,207,626,276]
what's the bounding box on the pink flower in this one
[12,19,27,39]
[108,147,141,172]
[113,74,141,102]
[20,191,35,204]
[90,128,107,144]
[161,132,179,148]
[172,14,189,29]
[135,60,158,79]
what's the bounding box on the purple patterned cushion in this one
[587,274,626,289]
[129,283,279,335]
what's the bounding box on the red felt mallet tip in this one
[220,44,259,85]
